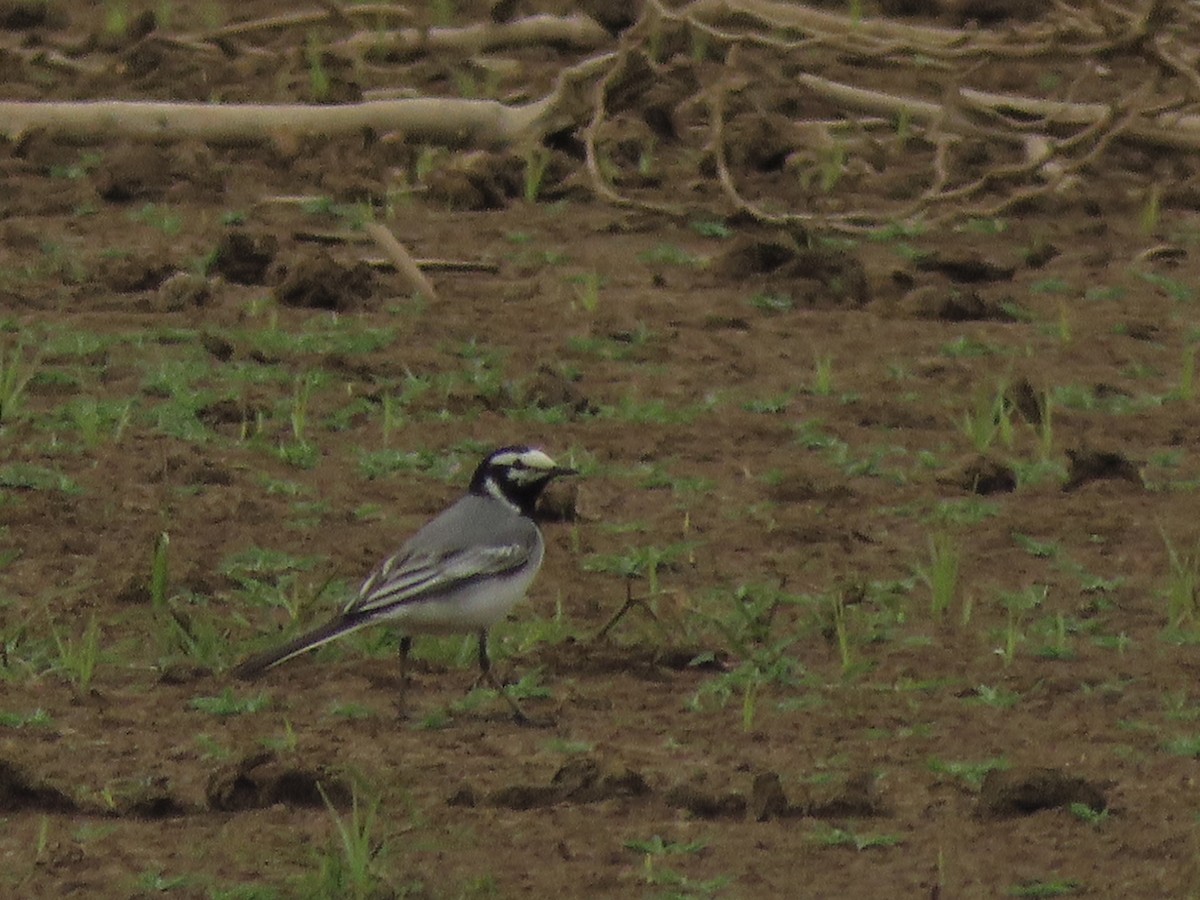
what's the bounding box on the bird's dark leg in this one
[397,635,412,714]
[477,629,528,724]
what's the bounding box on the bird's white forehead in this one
[493,448,557,469]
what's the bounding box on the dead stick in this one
[363,223,438,300]
[0,97,551,146]
[368,258,500,274]
[201,4,412,39]
[334,14,610,57]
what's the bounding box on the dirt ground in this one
[3,1,1200,898]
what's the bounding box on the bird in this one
[232,445,576,722]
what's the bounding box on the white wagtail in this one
[232,445,576,721]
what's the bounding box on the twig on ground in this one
[363,222,438,300]
[592,582,664,643]
[0,97,551,146]
[291,229,499,272]
[333,14,609,58]
[366,257,500,274]
[198,3,413,40]
[580,46,687,218]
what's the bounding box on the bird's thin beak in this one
[551,465,578,478]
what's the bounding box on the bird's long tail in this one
[231,615,371,680]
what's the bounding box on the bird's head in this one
[469,446,577,516]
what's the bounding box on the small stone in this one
[748,771,788,822]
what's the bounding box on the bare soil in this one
[3,2,1200,898]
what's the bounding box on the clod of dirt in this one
[947,0,1043,26]
[200,331,235,362]
[206,751,351,812]
[0,1,66,28]
[121,36,170,81]
[1024,240,1059,269]
[748,771,789,822]
[577,0,642,33]
[553,758,650,802]
[781,246,870,308]
[94,9,156,50]
[1004,377,1043,425]
[273,251,376,311]
[182,458,234,486]
[666,785,747,819]
[197,397,262,428]
[596,116,663,188]
[485,757,650,810]
[447,784,480,807]
[709,233,798,279]
[113,572,151,605]
[978,766,1108,817]
[894,287,1018,322]
[938,453,1017,495]
[915,251,1016,283]
[156,272,212,312]
[157,662,212,685]
[486,783,562,811]
[0,758,75,812]
[26,369,80,398]
[535,479,578,523]
[425,151,520,210]
[210,230,278,286]
[488,0,518,22]
[654,647,729,671]
[664,781,746,819]
[701,315,750,331]
[725,113,798,173]
[1063,447,1143,492]
[797,769,886,819]
[103,776,188,818]
[523,364,596,417]
[766,468,853,504]
[1122,320,1161,341]
[709,232,869,308]
[877,0,940,15]
[855,398,939,430]
[93,144,173,202]
[97,253,175,294]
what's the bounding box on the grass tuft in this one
[308,781,391,900]
[916,532,960,618]
[49,614,101,691]
[1161,529,1200,631]
[0,342,36,424]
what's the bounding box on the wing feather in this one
[347,542,531,616]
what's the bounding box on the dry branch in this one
[201,4,413,39]
[677,0,1147,57]
[682,0,970,49]
[0,45,617,148]
[363,223,437,300]
[0,97,547,146]
[369,257,500,274]
[792,73,1200,152]
[334,14,610,58]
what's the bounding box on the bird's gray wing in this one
[348,541,533,616]
[344,495,540,616]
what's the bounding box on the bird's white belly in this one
[391,565,540,633]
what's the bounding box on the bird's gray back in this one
[402,494,540,558]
